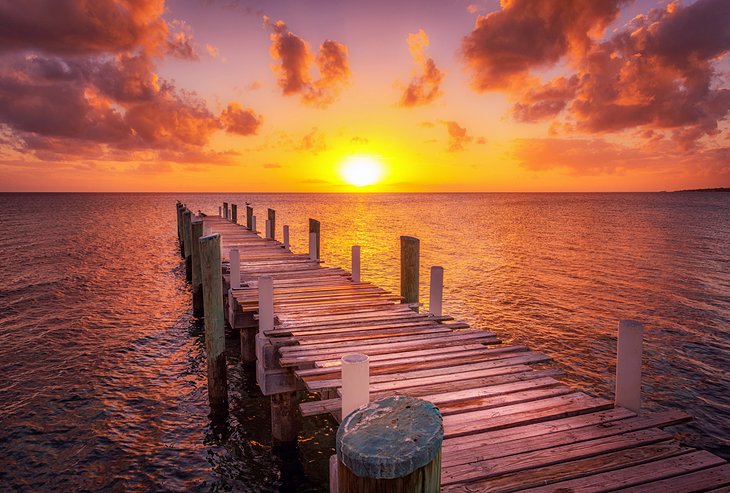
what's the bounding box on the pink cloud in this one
[399,29,444,107]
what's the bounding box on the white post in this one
[265,219,271,240]
[258,276,274,333]
[251,216,257,234]
[341,353,369,418]
[351,245,361,283]
[615,319,643,413]
[283,225,290,251]
[309,232,318,260]
[230,248,240,289]
[429,266,444,317]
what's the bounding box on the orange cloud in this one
[220,103,263,135]
[399,29,444,107]
[441,121,473,152]
[264,17,350,107]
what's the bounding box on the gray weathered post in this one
[176,203,185,257]
[268,208,276,240]
[309,219,321,260]
[252,216,257,234]
[223,202,229,220]
[352,246,361,283]
[199,234,228,413]
[231,203,238,224]
[246,206,253,230]
[191,219,204,316]
[400,236,419,307]
[336,396,442,492]
[429,266,443,317]
[615,320,643,413]
[183,209,193,282]
[283,225,290,251]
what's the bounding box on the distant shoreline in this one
[671,188,730,193]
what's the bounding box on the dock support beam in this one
[400,236,419,307]
[615,319,643,413]
[200,234,228,414]
[191,220,204,316]
[183,210,193,282]
[429,266,443,317]
[268,209,276,240]
[246,206,253,230]
[351,246,361,283]
[309,219,320,260]
[336,396,442,492]
[231,203,237,224]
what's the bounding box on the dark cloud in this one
[264,17,350,107]
[220,103,262,135]
[399,29,444,107]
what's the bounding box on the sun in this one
[340,155,384,187]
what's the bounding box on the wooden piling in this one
[268,208,276,240]
[229,248,240,290]
[336,396,442,492]
[176,203,184,257]
[271,391,300,444]
[183,210,193,282]
[616,319,643,413]
[223,202,229,220]
[283,225,290,251]
[429,266,443,317]
[246,206,253,230]
[191,219,204,316]
[309,219,321,260]
[231,203,238,224]
[252,216,257,234]
[265,220,271,240]
[351,246,361,283]
[199,233,228,413]
[400,236,419,306]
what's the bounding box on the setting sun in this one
[340,156,384,187]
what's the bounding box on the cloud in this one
[399,29,444,107]
[263,162,281,168]
[297,127,327,154]
[166,20,198,60]
[246,80,262,91]
[461,0,730,150]
[220,103,262,135]
[264,17,350,106]
[441,120,473,152]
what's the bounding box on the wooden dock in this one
[180,204,730,492]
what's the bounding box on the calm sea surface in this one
[0,192,728,491]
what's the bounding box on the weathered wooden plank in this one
[612,462,730,493]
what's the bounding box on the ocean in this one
[0,192,728,491]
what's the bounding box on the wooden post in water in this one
[336,396,442,492]
[176,203,185,257]
[231,203,238,224]
[258,276,274,333]
[309,219,320,260]
[199,234,228,413]
[223,202,229,220]
[252,216,257,234]
[268,208,276,240]
[352,246,361,283]
[246,206,253,230]
[283,225,290,251]
[265,220,271,240]
[429,266,443,317]
[309,233,318,261]
[191,219,204,316]
[218,206,222,217]
[400,236,419,307]
[229,248,240,290]
[615,319,643,413]
[183,210,193,282]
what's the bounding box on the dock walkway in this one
[194,211,730,492]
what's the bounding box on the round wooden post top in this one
[336,395,443,479]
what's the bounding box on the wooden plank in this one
[612,463,730,493]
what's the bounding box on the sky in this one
[0,0,728,192]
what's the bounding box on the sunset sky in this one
[0,0,728,192]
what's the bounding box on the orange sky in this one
[0,0,728,192]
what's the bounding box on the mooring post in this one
[258,276,274,333]
[268,208,276,240]
[283,225,290,251]
[223,202,229,220]
[309,233,318,261]
[400,236,420,307]
[309,219,320,260]
[176,203,184,256]
[191,220,204,316]
[199,234,228,413]
[341,353,369,418]
[336,396,443,492]
[231,203,238,224]
[252,216,257,234]
[265,220,271,240]
[246,206,253,230]
[183,210,193,283]
[229,248,240,290]
[429,266,443,317]
[351,246,361,283]
[615,319,643,413]
[218,206,222,217]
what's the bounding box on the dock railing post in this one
[268,208,276,240]
[258,276,274,334]
[615,319,643,413]
[283,225,290,251]
[199,234,228,414]
[351,246,361,283]
[246,206,253,230]
[223,202,229,220]
[183,210,193,282]
[336,396,442,492]
[218,206,222,217]
[191,219,204,316]
[341,353,369,419]
[429,266,443,317]
[400,236,420,308]
[309,233,318,261]
[252,216,257,234]
[265,219,271,240]
[231,203,237,224]
[309,219,320,260]
[229,248,240,290]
